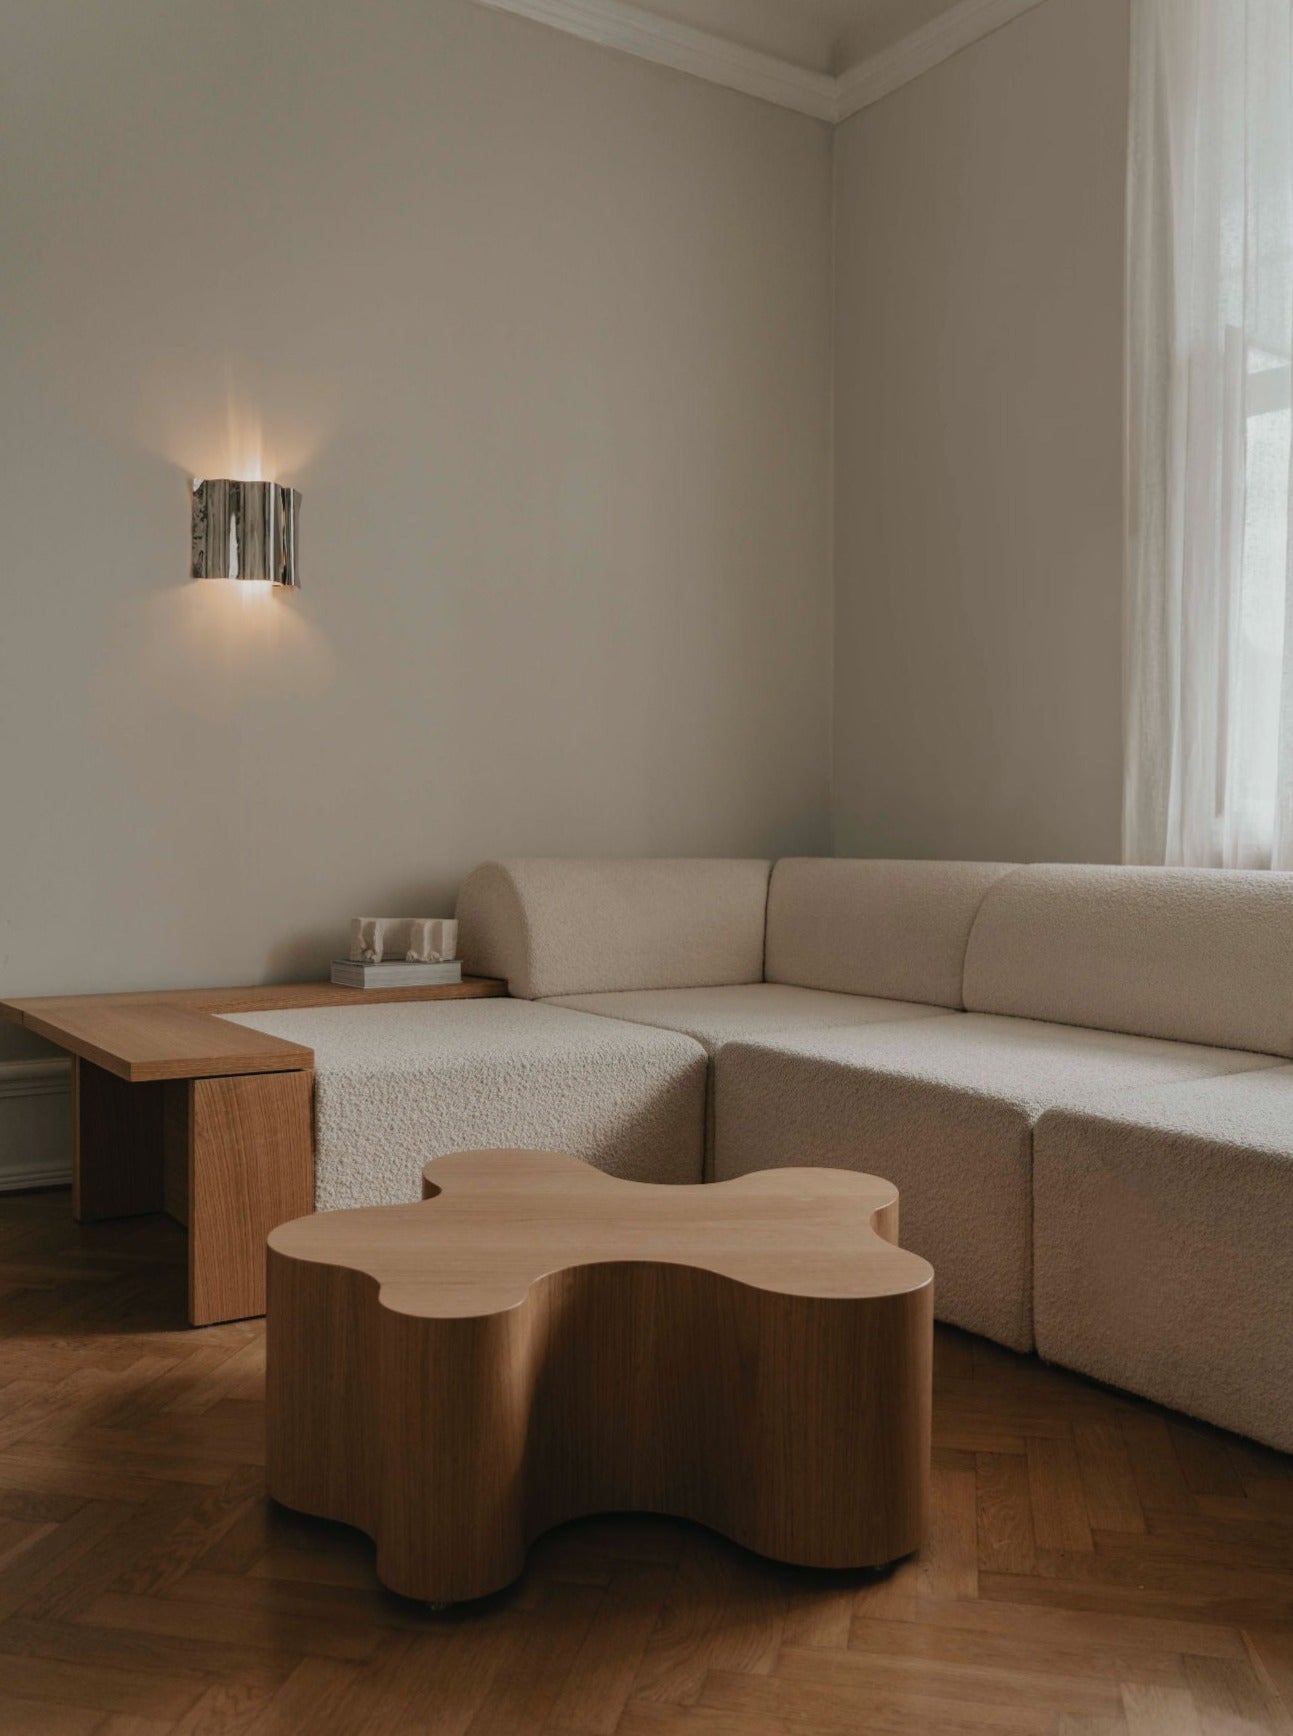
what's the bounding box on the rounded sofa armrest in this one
[456,858,771,1001]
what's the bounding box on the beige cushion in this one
[1034,1069,1293,1451]
[545,983,953,1055]
[766,858,1014,1007]
[456,858,770,1000]
[713,1015,1274,1352]
[964,863,1293,1056]
[226,1001,708,1208]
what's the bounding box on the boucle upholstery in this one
[713,1016,1276,1352]
[766,858,1013,1007]
[544,983,953,1055]
[225,1001,707,1209]
[963,863,1293,1056]
[1034,1069,1293,1451]
[456,858,770,1000]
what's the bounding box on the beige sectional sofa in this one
[231,856,1293,1451]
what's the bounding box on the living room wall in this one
[831,0,1130,864]
[0,0,833,1069]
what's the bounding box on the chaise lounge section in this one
[228,999,709,1208]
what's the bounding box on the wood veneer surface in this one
[0,977,505,1080]
[267,1151,934,1603]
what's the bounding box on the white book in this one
[331,958,463,990]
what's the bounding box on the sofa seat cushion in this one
[225,1001,708,1210]
[544,983,954,1055]
[713,1016,1277,1352]
[1034,1069,1293,1451]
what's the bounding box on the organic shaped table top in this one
[266,1150,935,1603]
[267,1148,934,1318]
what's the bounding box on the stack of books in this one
[330,958,463,990]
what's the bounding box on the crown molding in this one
[836,0,1051,119]
[475,0,1053,124]
[474,0,838,121]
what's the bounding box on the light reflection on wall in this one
[120,576,337,723]
[142,372,333,489]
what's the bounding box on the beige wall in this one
[0,0,833,1057]
[831,0,1129,864]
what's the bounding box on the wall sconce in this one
[191,479,300,588]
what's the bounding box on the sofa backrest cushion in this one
[456,858,771,1000]
[765,858,1016,1008]
[963,864,1293,1056]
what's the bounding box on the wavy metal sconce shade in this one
[191,479,300,587]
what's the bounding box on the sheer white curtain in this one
[1125,0,1293,867]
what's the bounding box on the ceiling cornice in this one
[474,0,838,121]
[474,0,1053,124]
[835,0,1050,120]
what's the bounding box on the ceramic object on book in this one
[349,917,458,964]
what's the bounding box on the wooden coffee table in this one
[266,1150,933,1604]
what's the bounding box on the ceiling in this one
[627,0,969,75]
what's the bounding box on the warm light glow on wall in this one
[105,577,337,724]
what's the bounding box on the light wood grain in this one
[186,1072,315,1326]
[266,1151,934,1604]
[71,1061,314,1326]
[5,1003,311,1083]
[0,978,506,1082]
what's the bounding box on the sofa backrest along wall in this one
[963,864,1293,1057]
[456,859,771,1000]
[766,859,1015,1008]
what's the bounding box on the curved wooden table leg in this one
[266,1151,932,1604]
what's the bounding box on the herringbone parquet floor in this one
[1,1189,1291,1735]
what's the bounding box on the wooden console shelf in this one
[0,977,507,1324]
[0,977,506,1081]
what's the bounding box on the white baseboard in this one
[0,1059,73,1192]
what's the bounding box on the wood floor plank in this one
[544,1563,675,1734]
[697,1659,1076,1729]
[1247,1630,1293,1727]
[0,1647,203,1720]
[0,1500,137,1621]
[0,1614,298,1691]
[0,1189,1291,1735]
[1183,1652,1293,1736]
[1120,1681,1205,1735]
[82,1588,380,1662]
[1028,1435,1095,1553]
[0,1691,103,1735]
[1121,1416,1196,1518]
[462,1582,604,1736]
[775,1639,1124,1721]
[1074,1423,1147,1535]
[1171,1428,1246,1500]
[633,1536,780,1705]
[844,1609,1191,1688]
[976,1453,1036,1575]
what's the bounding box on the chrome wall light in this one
[191,479,300,588]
